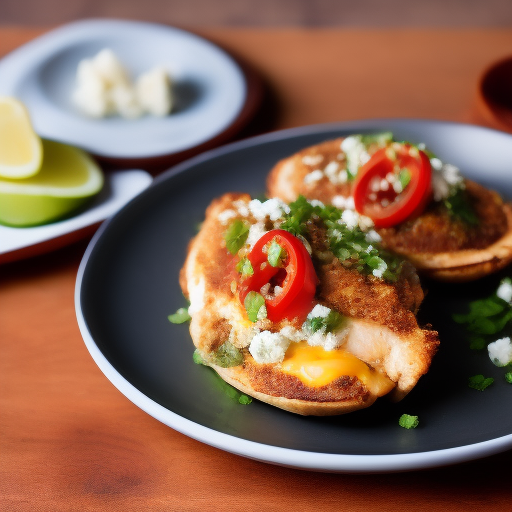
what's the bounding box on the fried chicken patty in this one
[266,138,512,281]
[180,193,439,415]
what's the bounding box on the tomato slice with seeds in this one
[238,229,317,323]
[353,144,432,228]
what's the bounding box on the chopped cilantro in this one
[279,195,317,236]
[452,292,512,342]
[193,349,205,365]
[238,394,253,405]
[398,168,411,190]
[304,310,346,334]
[267,241,287,267]
[168,307,191,324]
[211,341,244,368]
[279,195,404,282]
[236,257,254,277]
[444,188,479,226]
[244,291,267,323]
[505,372,512,384]
[468,374,494,391]
[399,414,419,429]
[360,131,394,147]
[224,219,250,255]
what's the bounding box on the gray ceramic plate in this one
[75,120,512,473]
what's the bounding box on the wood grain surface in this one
[1,27,512,511]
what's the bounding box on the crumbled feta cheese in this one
[341,136,370,178]
[302,154,324,166]
[341,209,359,230]
[488,337,512,367]
[72,48,173,119]
[332,195,355,210]
[308,304,331,319]
[497,279,512,303]
[248,198,288,221]
[217,209,237,224]
[365,229,382,243]
[372,261,388,278]
[246,222,267,249]
[303,169,324,185]
[249,331,291,364]
[187,277,205,315]
[135,66,172,116]
[309,199,325,208]
[430,157,464,201]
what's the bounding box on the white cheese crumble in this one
[302,154,324,166]
[187,277,205,315]
[430,158,464,201]
[72,48,173,119]
[248,198,290,221]
[338,209,374,232]
[217,209,237,225]
[341,136,370,178]
[249,331,291,364]
[497,279,512,303]
[303,169,324,185]
[488,337,512,367]
[308,304,331,318]
[332,195,355,210]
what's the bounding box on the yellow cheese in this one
[281,341,394,396]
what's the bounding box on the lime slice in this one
[0,96,43,179]
[0,139,104,227]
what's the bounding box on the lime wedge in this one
[0,139,104,227]
[0,96,43,179]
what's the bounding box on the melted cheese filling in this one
[281,341,395,396]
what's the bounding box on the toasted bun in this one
[266,140,512,282]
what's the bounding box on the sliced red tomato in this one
[238,229,317,323]
[353,144,432,228]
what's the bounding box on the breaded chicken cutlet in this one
[267,134,512,282]
[180,192,439,415]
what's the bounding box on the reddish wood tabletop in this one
[1,27,512,511]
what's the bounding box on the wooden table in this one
[2,27,512,511]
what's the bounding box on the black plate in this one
[76,120,512,472]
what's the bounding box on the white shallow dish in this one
[0,19,247,160]
[76,120,512,473]
[0,169,152,264]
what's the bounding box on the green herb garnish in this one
[444,188,479,226]
[193,349,205,365]
[211,341,244,368]
[244,291,267,323]
[224,219,250,255]
[279,195,317,236]
[505,372,512,384]
[398,168,411,190]
[168,307,191,324]
[279,195,404,282]
[468,374,494,391]
[267,241,287,267]
[193,350,252,404]
[360,131,394,147]
[452,293,512,341]
[399,414,419,429]
[304,310,346,334]
[236,257,254,277]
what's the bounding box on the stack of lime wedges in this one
[0,97,104,227]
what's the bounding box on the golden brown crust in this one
[266,139,512,281]
[211,358,376,416]
[181,192,439,415]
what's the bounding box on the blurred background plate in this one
[0,19,260,170]
[0,169,152,264]
[76,119,512,473]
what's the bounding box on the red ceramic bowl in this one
[475,56,512,133]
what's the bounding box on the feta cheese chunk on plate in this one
[0,20,259,168]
